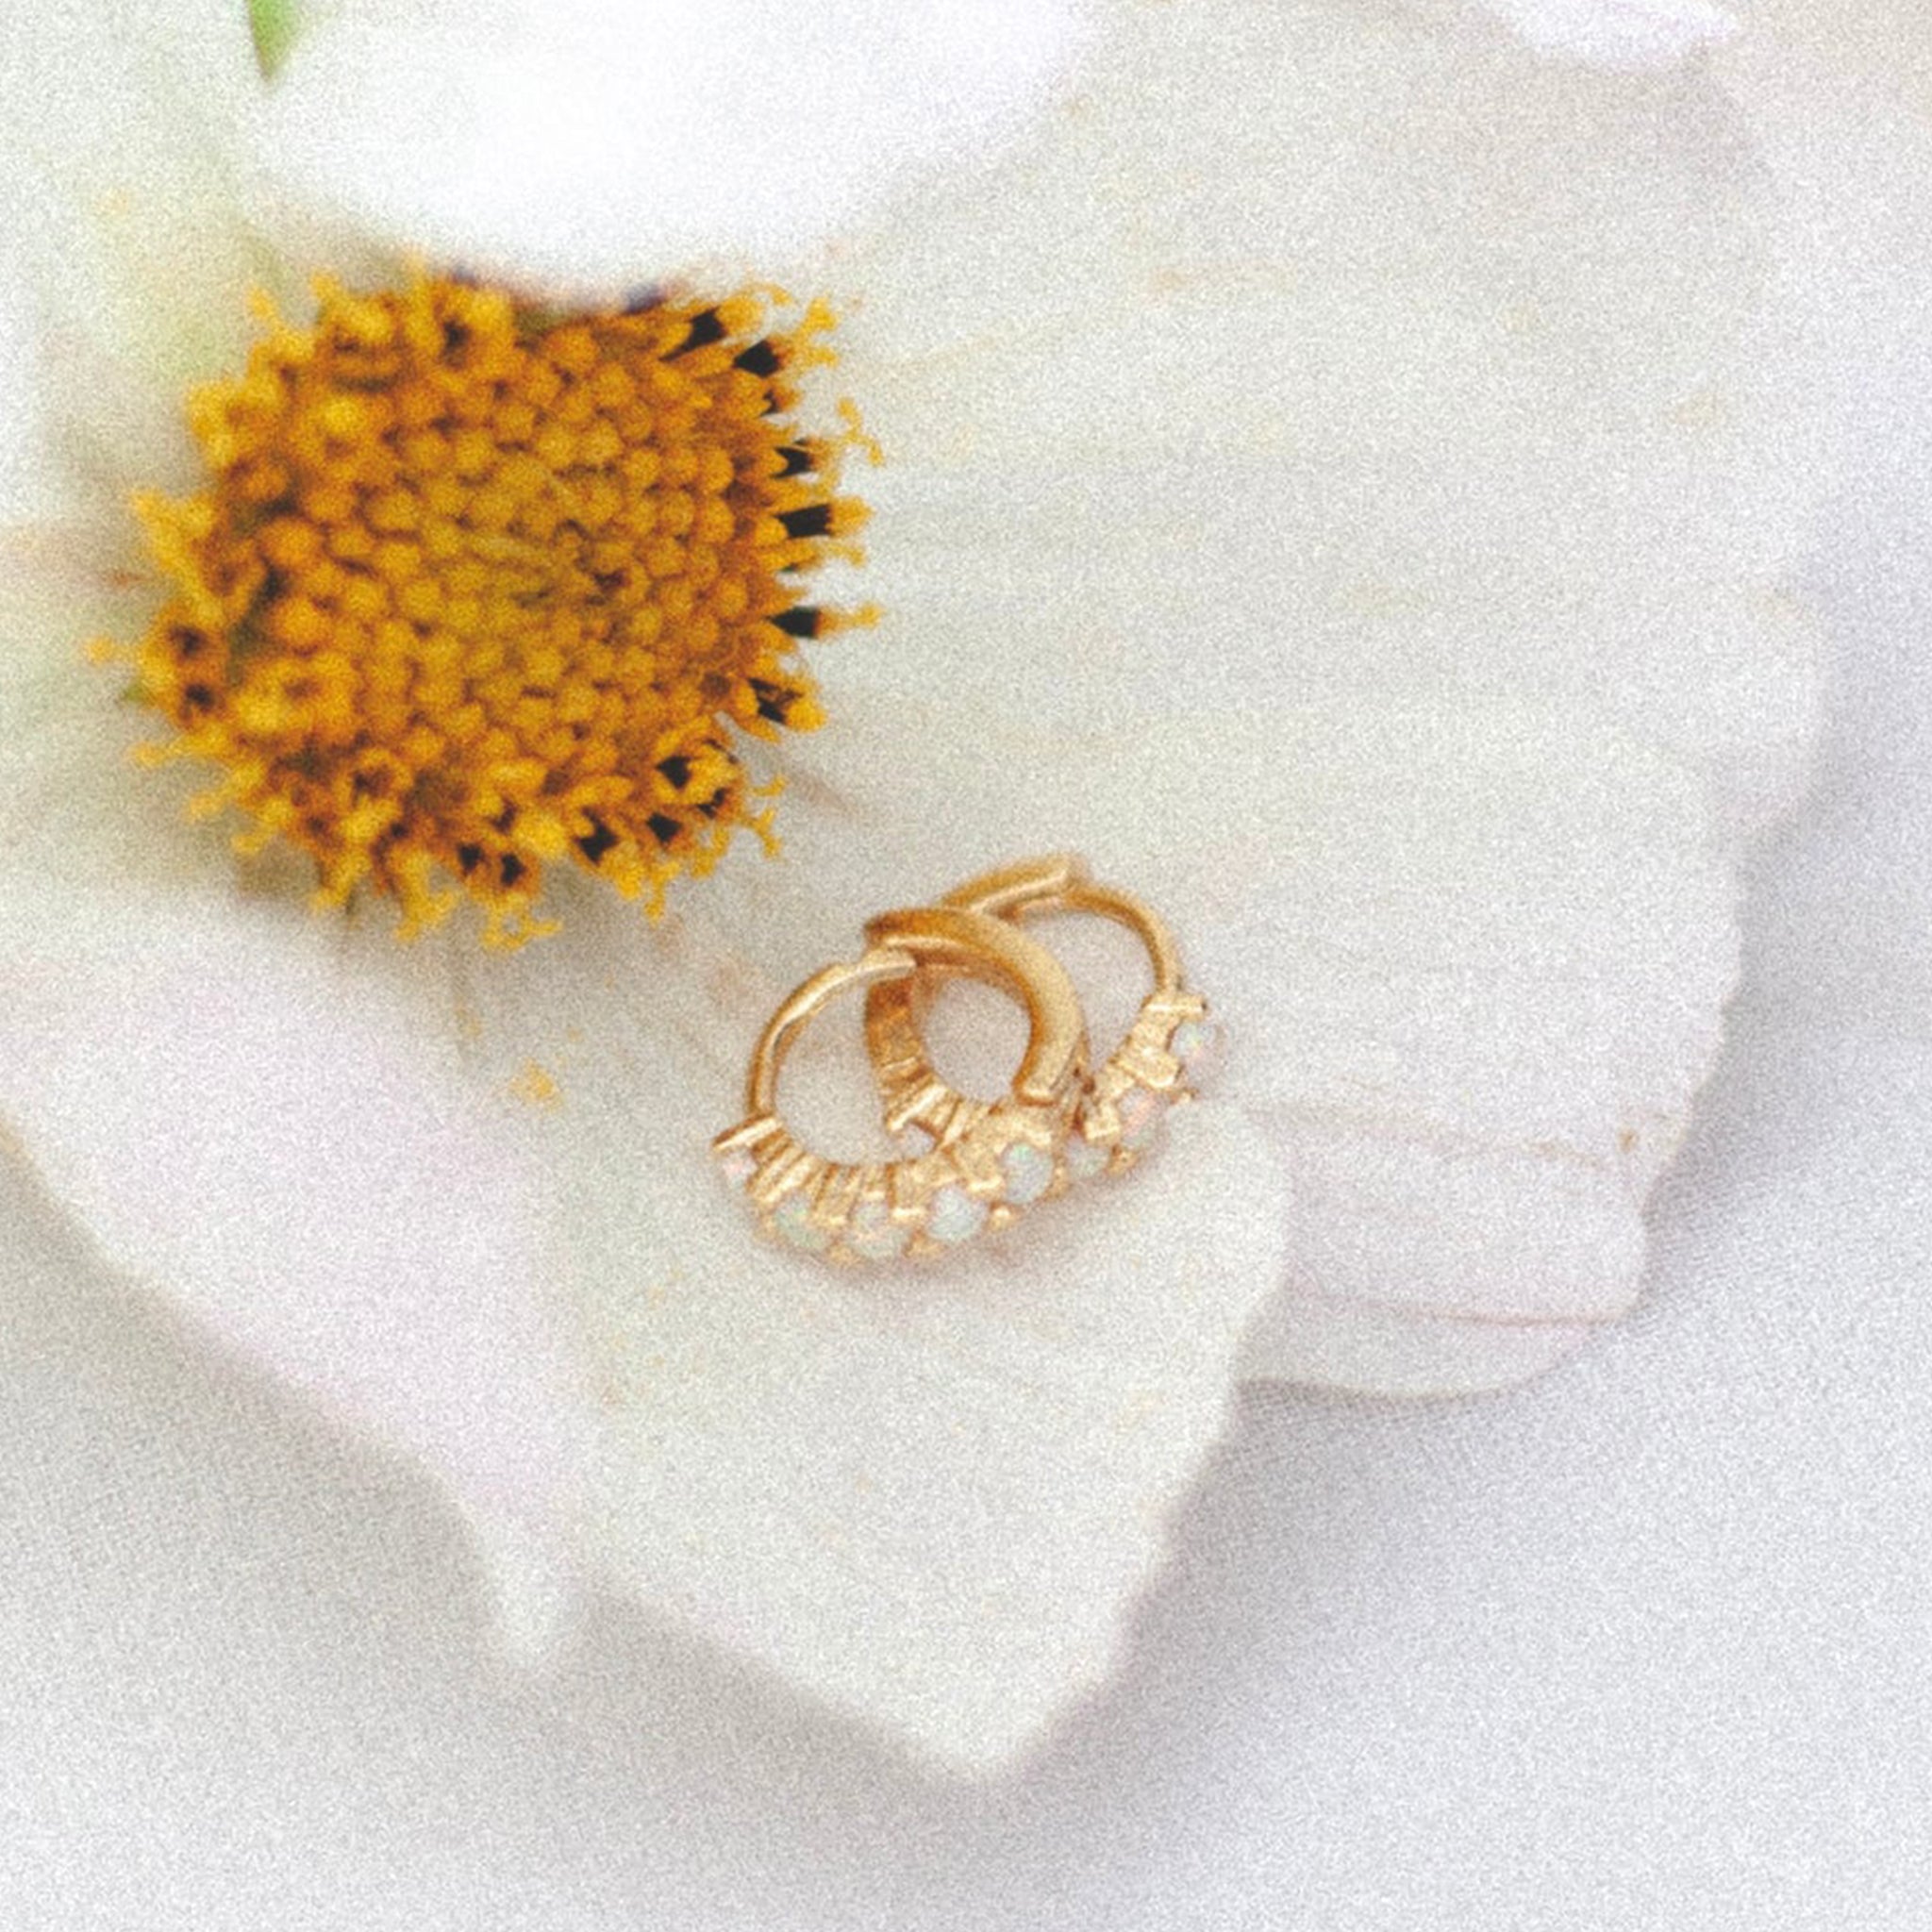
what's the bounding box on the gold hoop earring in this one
[864,856,1218,1181]
[713,905,1088,1261]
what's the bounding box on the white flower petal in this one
[617,1113,1277,1771]
[0,577,1282,1761]
[0,1,271,499]
[0,683,587,1608]
[448,901,1283,1766]
[765,685,1732,1383]
[783,688,1737,1181]
[1240,1289,1598,1399]
[254,0,1089,296]
[1471,0,1739,69]
[0,282,67,527]
[833,0,1823,841]
[0,906,576,1514]
[206,851,1282,1768]
[283,837,1273,1766]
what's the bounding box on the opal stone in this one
[1170,1015,1223,1080]
[1063,1132,1112,1183]
[846,1195,909,1262]
[716,1144,759,1189]
[999,1140,1055,1207]
[772,1192,832,1254]
[925,1184,990,1245]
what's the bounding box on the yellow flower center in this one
[112,275,875,946]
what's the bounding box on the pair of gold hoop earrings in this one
[712,855,1218,1263]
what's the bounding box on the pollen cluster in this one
[117,275,874,944]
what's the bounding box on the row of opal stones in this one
[719,1128,1060,1262]
[720,1004,1221,1263]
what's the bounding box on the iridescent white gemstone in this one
[846,1195,909,1262]
[1063,1131,1112,1182]
[1115,1082,1167,1150]
[924,1184,990,1246]
[1170,1015,1223,1080]
[716,1144,759,1189]
[999,1140,1055,1208]
[772,1192,832,1254]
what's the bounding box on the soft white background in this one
[2,8,1929,1927]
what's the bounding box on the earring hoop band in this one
[864,855,1218,1180]
[713,905,1088,1260]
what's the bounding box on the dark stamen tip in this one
[674,308,726,355]
[576,819,620,865]
[777,504,834,541]
[750,677,797,725]
[733,340,783,378]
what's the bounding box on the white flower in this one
[0,0,1825,1768]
